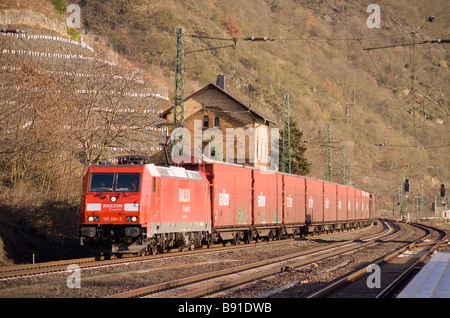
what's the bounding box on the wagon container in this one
[347,187,356,224]
[194,162,253,243]
[355,189,362,221]
[361,191,370,220]
[306,178,324,233]
[323,182,337,231]
[336,184,348,222]
[282,174,306,235]
[252,169,283,239]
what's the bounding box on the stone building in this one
[160,76,276,170]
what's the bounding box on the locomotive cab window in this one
[89,173,114,192]
[89,173,141,192]
[117,173,141,192]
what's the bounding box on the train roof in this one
[88,163,204,181]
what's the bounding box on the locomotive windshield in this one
[89,173,141,192]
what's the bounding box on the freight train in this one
[79,161,375,256]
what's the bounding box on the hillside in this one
[73,0,449,209]
[0,0,448,263]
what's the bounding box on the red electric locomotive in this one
[79,164,211,256]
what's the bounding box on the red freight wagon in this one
[282,174,306,235]
[323,182,337,224]
[361,191,370,220]
[306,178,324,227]
[336,184,348,223]
[252,169,283,238]
[347,187,356,222]
[196,162,253,243]
[355,189,362,221]
[369,194,375,219]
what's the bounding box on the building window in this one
[203,115,209,128]
[214,116,220,128]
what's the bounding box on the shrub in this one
[52,0,65,14]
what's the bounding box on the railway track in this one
[7,219,435,298]
[0,221,376,281]
[306,221,448,298]
[108,219,397,298]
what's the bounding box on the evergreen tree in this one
[280,119,311,175]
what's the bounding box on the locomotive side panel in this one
[158,171,210,234]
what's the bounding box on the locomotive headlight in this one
[110,196,117,202]
[126,216,138,222]
[88,216,99,222]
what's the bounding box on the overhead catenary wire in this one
[364,38,450,51]
[319,0,427,149]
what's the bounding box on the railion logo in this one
[102,203,123,211]
[179,188,191,202]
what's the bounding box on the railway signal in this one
[404,179,409,192]
[441,184,445,197]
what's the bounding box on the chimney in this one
[216,75,226,91]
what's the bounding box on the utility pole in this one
[281,94,291,173]
[173,28,185,155]
[326,123,332,182]
[347,163,351,185]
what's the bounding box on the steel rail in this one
[307,221,447,298]
[109,219,395,298]
[0,220,378,280]
[375,223,448,298]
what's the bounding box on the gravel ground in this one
[1,220,442,298]
[212,221,440,298]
